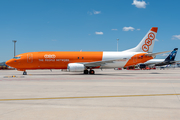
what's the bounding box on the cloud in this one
[87,11,93,15]
[93,10,101,14]
[137,29,140,31]
[88,10,101,15]
[132,0,147,8]
[172,35,180,40]
[123,27,135,31]
[155,39,159,41]
[95,32,103,35]
[111,29,118,31]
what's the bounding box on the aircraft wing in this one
[145,50,172,57]
[83,58,129,67]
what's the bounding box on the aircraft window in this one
[82,57,84,59]
[13,57,21,59]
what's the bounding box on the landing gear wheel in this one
[89,70,95,74]
[84,70,88,74]
[23,71,27,75]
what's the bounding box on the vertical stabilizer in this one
[124,27,158,53]
[165,48,178,61]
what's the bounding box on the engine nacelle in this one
[139,64,146,69]
[67,63,85,72]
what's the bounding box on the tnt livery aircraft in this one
[6,27,170,75]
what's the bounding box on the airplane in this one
[0,62,6,66]
[138,48,180,69]
[6,27,171,75]
[0,62,8,69]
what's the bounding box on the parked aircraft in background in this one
[139,48,180,69]
[0,62,8,69]
[6,27,171,75]
[0,62,6,66]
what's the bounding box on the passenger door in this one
[27,54,33,63]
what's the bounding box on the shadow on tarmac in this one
[25,73,134,77]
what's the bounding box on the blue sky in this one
[1,0,180,62]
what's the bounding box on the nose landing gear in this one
[23,71,27,75]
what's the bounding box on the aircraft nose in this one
[6,59,14,67]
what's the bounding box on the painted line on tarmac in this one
[3,76,24,78]
[0,93,180,101]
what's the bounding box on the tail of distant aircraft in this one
[124,27,158,53]
[165,48,178,61]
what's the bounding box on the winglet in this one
[150,27,158,33]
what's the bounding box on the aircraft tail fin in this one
[124,27,158,53]
[165,48,178,61]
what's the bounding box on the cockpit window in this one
[13,56,21,59]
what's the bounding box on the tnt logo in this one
[142,32,155,52]
[44,54,56,58]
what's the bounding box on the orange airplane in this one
[6,27,170,75]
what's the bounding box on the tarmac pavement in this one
[0,68,180,120]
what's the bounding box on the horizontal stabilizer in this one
[169,60,180,63]
[83,58,129,67]
[146,50,172,57]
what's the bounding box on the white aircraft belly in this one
[101,52,137,68]
[101,61,128,68]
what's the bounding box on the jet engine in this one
[67,63,85,72]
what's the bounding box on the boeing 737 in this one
[139,48,179,69]
[6,27,171,75]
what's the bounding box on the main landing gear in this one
[23,71,27,75]
[84,70,95,74]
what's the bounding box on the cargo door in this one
[133,54,137,63]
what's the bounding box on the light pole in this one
[12,40,17,57]
[117,38,119,51]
